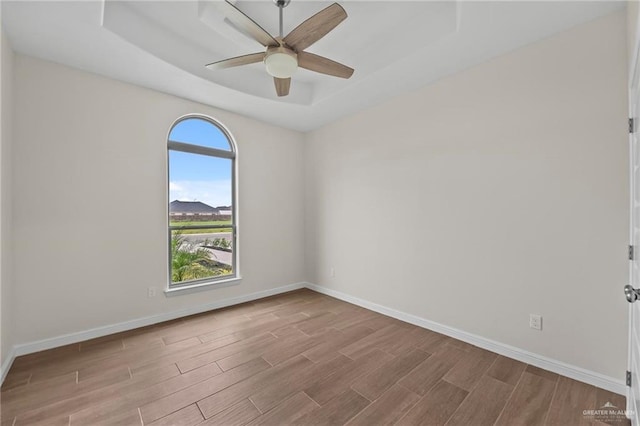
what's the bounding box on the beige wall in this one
[630,1,639,80]
[11,55,305,344]
[0,25,14,367]
[304,11,628,379]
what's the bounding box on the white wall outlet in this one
[330,267,335,277]
[148,286,157,298]
[529,314,542,330]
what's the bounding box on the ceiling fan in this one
[205,0,354,97]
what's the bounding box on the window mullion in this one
[169,225,231,230]
[168,141,235,159]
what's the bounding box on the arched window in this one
[167,116,237,289]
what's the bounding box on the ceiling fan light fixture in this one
[264,48,298,79]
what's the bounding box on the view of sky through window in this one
[169,118,232,208]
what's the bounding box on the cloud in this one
[170,179,232,207]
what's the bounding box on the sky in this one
[169,118,232,208]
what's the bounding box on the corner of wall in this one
[0,18,16,381]
[301,130,317,285]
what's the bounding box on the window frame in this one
[166,114,239,293]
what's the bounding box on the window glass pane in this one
[169,150,232,209]
[170,229,233,284]
[169,118,232,151]
[169,150,233,285]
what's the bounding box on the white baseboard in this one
[0,280,626,396]
[0,346,16,384]
[0,282,305,384]
[305,282,626,396]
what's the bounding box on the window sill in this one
[164,276,242,297]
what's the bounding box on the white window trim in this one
[164,276,243,297]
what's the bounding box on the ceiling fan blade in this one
[298,51,354,79]
[206,52,266,70]
[220,1,279,47]
[274,77,291,97]
[283,3,347,52]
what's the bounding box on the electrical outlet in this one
[148,287,157,298]
[529,314,542,330]
[330,267,335,277]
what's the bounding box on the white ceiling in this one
[2,1,625,132]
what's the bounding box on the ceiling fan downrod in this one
[274,0,291,38]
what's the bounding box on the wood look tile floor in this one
[0,289,628,426]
